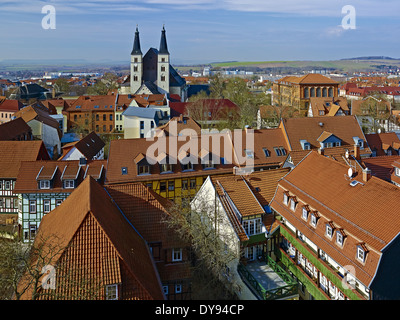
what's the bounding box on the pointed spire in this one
[159,25,169,55]
[131,25,142,55]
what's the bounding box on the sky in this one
[0,0,399,65]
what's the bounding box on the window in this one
[39,180,50,189]
[160,182,167,192]
[168,181,174,191]
[138,165,150,175]
[290,198,296,211]
[243,218,262,236]
[337,231,344,246]
[326,224,334,238]
[161,163,173,173]
[172,248,183,262]
[182,180,188,190]
[29,200,36,214]
[396,167,400,177]
[56,199,63,207]
[5,181,10,190]
[263,148,270,157]
[64,180,75,189]
[181,162,193,171]
[357,246,366,262]
[302,207,309,220]
[29,225,37,240]
[0,181,2,189]
[43,199,51,213]
[121,167,128,175]
[310,213,318,227]
[190,179,196,189]
[244,149,254,158]
[105,284,118,300]
[274,147,286,156]
[161,66,166,72]
[283,192,289,205]
[110,114,113,121]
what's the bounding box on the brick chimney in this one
[354,144,360,160]
[362,167,371,182]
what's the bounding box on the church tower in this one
[130,26,143,94]
[157,25,170,94]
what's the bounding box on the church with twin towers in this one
[120,26,187,102]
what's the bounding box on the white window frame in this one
[302,207,308,220]
[43,199,51,213]
[311,214,317,227]
[290,198,296,211]
[29,200,36,214]
[336,231,343,246]
[396,167,400,177]
[64,180,75,189]
[105,284,118,300]
[326,224,333,238]
[283,193,288,205]
[357,247,365,262]
[172,248,183,262]
[39,180,50,190]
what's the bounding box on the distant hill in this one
[342,56,397,60]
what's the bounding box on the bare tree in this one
[164,191,243,300]
[0,235,103,300]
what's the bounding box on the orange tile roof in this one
[365,132,400,156]
[361,155,400,182]
[0,117,31,141]
[14,159,106,193]
[280,116,371,155]
[19,176,165,300]
[0,141,49,178]
[270,151,400,287]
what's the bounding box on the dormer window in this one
[302,206,309,220]
[244,149,254,159]
[274,147,287,156]
[289,197,297,211]
[283,192,289,205]
[336,229,346,246]
[161,163,173,173]
[310,212,318,227]
[326,223,334,238]
[357,245,366,263]
[181,162,193,171]
[263,148,270,157]
[64,180,75,189]
[39,180,50,190]
[395,167,400,177]
[138,165,150,175]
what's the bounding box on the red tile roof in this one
[270,151,400,287]
[19,177,165,300]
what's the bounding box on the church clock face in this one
[134,63,138,67]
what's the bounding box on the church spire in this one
[159,25,169,55]
[131,25,142,55]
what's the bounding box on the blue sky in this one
[0,0,399,65]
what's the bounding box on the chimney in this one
[362,167,371,182]
[354,144,360,160]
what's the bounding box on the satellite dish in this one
[348,168,353,177]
